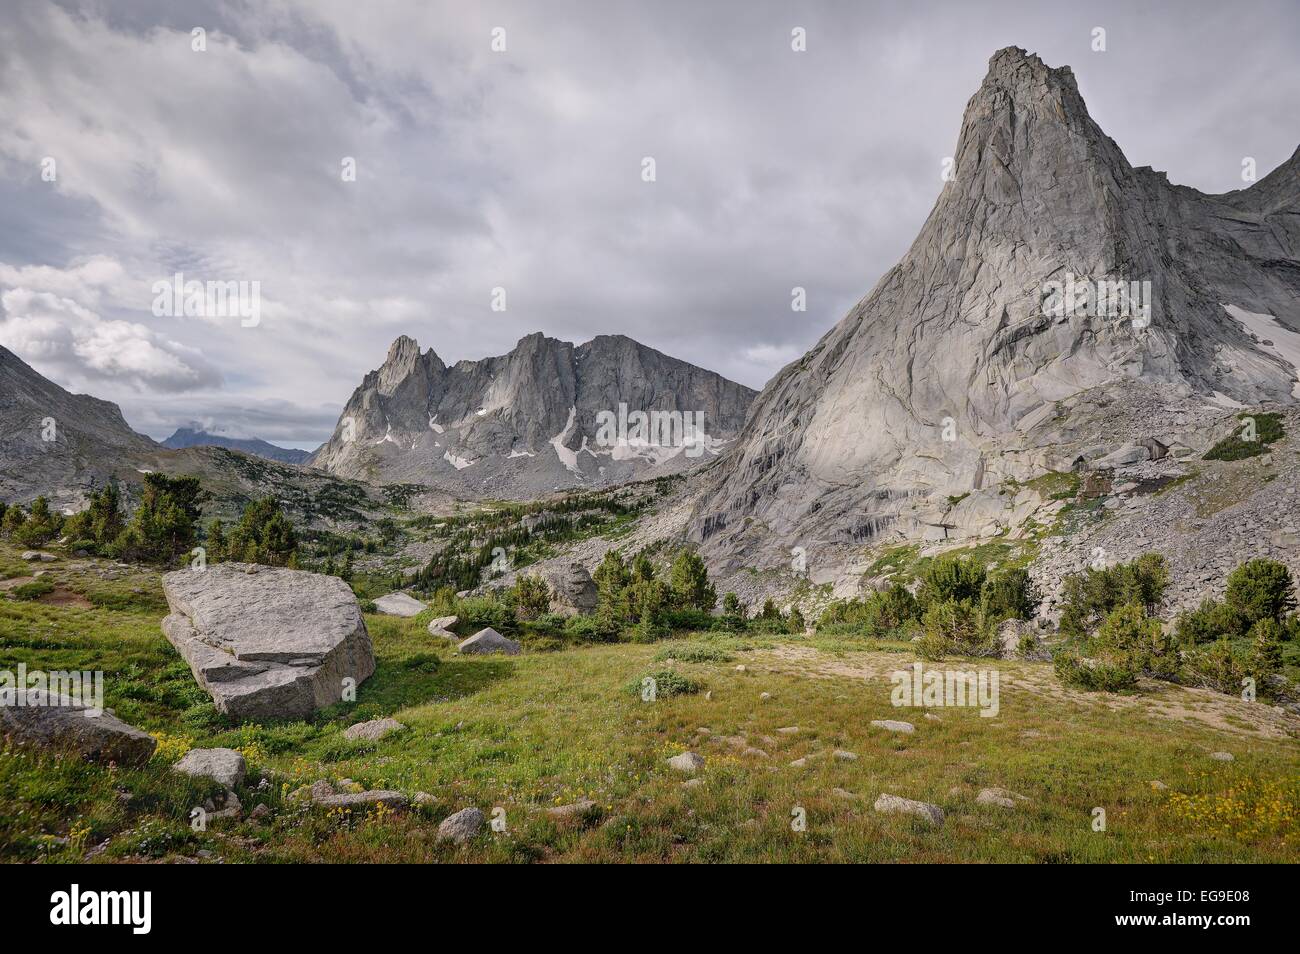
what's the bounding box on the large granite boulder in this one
[161,564,375,721]
[538,562,598,616]
[0,690,156,765]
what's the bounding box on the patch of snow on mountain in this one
[1225,304,1300,397]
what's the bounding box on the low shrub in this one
[626,669,701,698]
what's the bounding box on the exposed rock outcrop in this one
[161,564,376,721]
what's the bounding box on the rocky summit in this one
[309,332,755,496]
[688,47,1300,575]
[161,564,376,721]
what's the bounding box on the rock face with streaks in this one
[687,47,1300,569]
[309,333,755,496]
[161,564,375,721]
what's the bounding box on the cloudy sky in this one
[1,0,1296,448]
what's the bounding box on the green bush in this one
[454,594,518,634]
[818,583,921,637]
[1053,650,1140,692]
[13,496,60,548]
[654,642,734,663]
[661,607,718,632]
[1094,603,1179,680]
[1059,553,1169,637]
[720,592,747,630]
[917,598,997,660]
[1174,598,1248,644]
[564,613,618,643]
[1225,558,1296,625]
[506,574,552,621]
[918,555,986,607]
[1181,638,1255,695]
[979,567,1038,623]
[221,497,299,567]
[8,578,55,601]
[626,669,701,698]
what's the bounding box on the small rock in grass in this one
[458,627,521,656]
[1149,780,1168,791]
[314,790,407,810]
[924,713,942,722]
[873,793,944,827]
[742,747,769,759]
[547,799,596,819]
[832,788,861,800]
[413,792,436,806]
[667,751,705,774]
[975,787,1029,809]
[173,748,247,789]
[682,778,703,789]
[735,664,747,673]
[833,749,858,762]
[437,807,484,843]
[309,779,337,801]
[789,757,807,768]
[1209,751,1234,762]
[777,726,799,734]
[373,592,427,617]
[343,717,406,742]
[759,692,771,701]
[870,719,915,734]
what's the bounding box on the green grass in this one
[2,542,1298,863]
[1204,412,1285,461]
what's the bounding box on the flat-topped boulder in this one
[161,563,375,721]
[373,592,427,617]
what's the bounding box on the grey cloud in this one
[2,0,1297,444]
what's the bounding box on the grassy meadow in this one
[1,542,1297,863]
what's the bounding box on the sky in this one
[1,0,1296,449]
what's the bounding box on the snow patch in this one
[1225,303,1300,397]
[550,407,582,474]
[428,415,444,434]
[443,450,476,470]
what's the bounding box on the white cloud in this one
[0,277,220,393]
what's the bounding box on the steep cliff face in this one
[310,332,756,495]
[688,47,1300,562]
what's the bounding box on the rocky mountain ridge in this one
[310,331,756,497]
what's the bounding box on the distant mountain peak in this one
[311,331,756,496]
[161,426,310,465]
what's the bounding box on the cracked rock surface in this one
[161,564,375,721]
